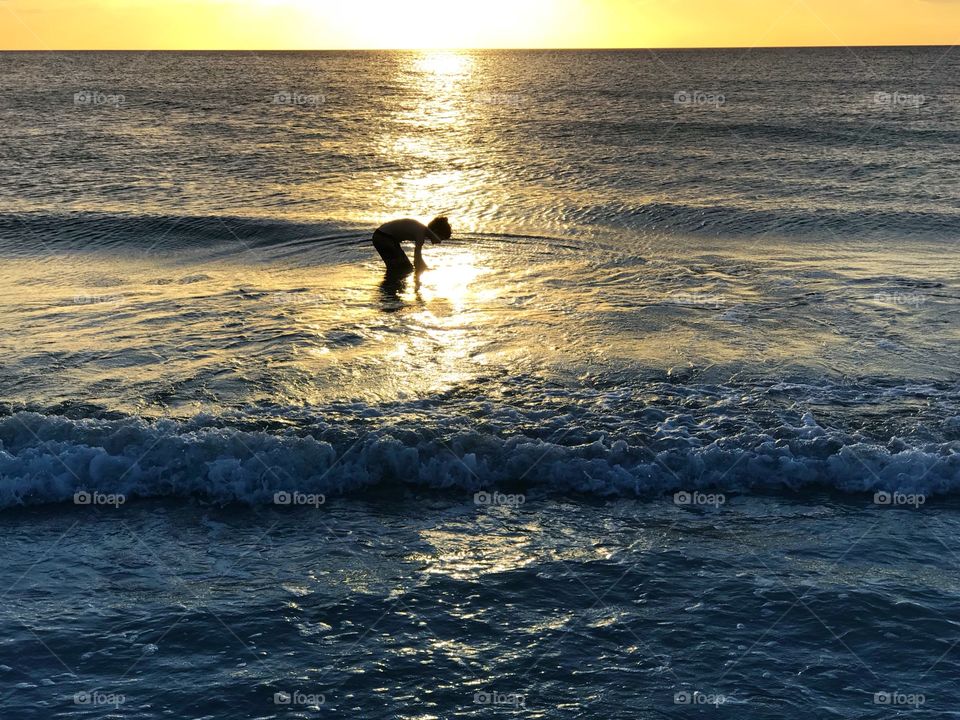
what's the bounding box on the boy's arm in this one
[413,242,429,273]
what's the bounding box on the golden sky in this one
[1,0,958,49]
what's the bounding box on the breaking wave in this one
[0,405,957,509]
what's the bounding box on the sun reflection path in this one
[383,247,497,392]
[376,51,486,231]
[371,50,502,397]
[418,247,493,309]
[414,50,474,79]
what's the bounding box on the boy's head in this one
[428,216,452,242]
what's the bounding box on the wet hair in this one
[428,216,452,241]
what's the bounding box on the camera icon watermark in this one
[474,491,525,508]
[74,490,126,508]
[674,690,727,706]
[74,90,125,108]
[272,91,325,107]
[674,491,726,508]
[874,691,925,708]
[674,90,725,109]
[273,491,326,508]
[273,690,326,707]
[474,691,526,708]
[873,491,925,509]
[74,690,125,708]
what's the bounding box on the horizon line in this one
[0,43,954,52]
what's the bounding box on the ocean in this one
[0,48,958,718]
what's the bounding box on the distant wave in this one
[575,118,960,149]
[1,202,955,260]
[0,409,957,509]
[583,201,960,239]
[0,211,356,255]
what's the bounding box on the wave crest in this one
[0,410,957,509]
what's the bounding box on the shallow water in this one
[0,222,957,503]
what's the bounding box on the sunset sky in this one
[1,0,957,49]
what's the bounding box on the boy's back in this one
[377,218,430,244]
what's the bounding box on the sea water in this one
[0,49,958,718]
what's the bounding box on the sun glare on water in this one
[372,50,489,233]
[414,51,472,77]
[419,249,492,308]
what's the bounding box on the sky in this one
[1,0,958,49]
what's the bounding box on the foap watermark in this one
[74,90,125,108]
[873,91,925,110]
[474,491,525,508]
[274,491,326,508]
[874,491,925,509]
[674,491,726,509]
[474,691,526,709]
[272,91,325,107]
[74,490,126,508]
[74,690,125,708]
[273,690,326,707]
[674,90,725,109]
[74,293,124,308]
[675,691,727,707]
[268,291,329,307]
[671,291,724,309]
[874,291,927,308]
[874,691,925,709]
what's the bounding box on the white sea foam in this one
[0,409,956,509]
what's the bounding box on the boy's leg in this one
[372,232,414,274]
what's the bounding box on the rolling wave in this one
[1,202,955,263]
[0,407,956,510]
[0,211,353,255]
[585,201,960,239]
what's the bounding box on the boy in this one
[373,217,452,274]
